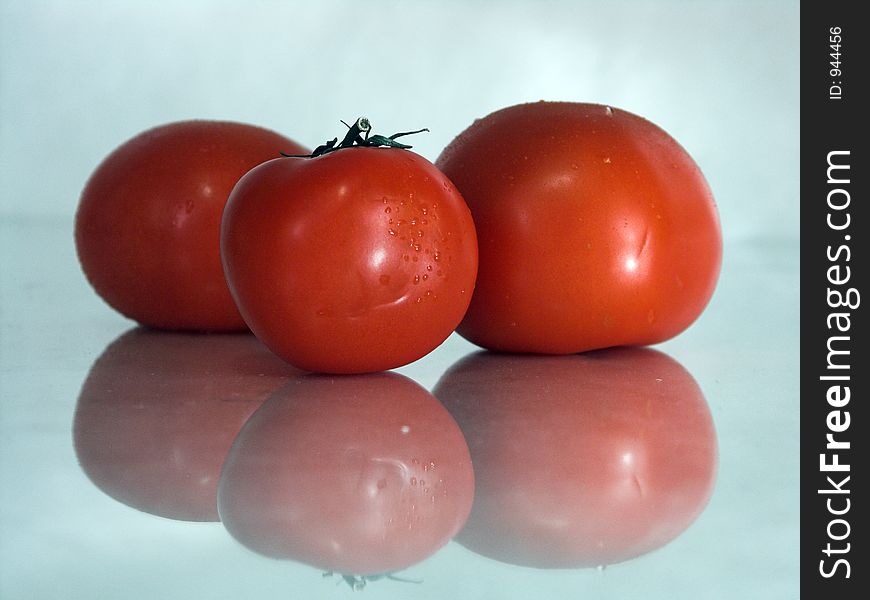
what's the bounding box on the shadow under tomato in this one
[217,372,474,577]
[432,347,718,569]
[73,327,299,521]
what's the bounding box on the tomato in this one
[436,102,722,353]
[217,373,474,576]
[75,120,308,331]
[220,132,478,374]
[73,328,298,521]
[433,348,717,568]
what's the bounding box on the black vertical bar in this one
[801,1,866,597]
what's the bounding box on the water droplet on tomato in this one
[379,274,391,285]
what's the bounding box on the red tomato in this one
[218,373,474,576]
[75,120,308,331]
[433,348,717,568]
[221,144,478,373]
[436,102,722,353]
[73,328,298,521]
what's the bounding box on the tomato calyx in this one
[281,117,429,158]
[322,570,423,591]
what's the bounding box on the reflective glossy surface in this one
[434,348,717,568]
[0,217,797,598]
[73,329,299,521]
[218,373,474,576]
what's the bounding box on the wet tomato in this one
[433,348,717,568]
[220,123,478,374]
[75,120,307,331]
[436,102,722,353]
[218,373,474,576]
[73,328,298,521]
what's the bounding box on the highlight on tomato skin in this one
[432,347,718,569]
[436,101,723,354]
[217,372,475,577]
[75,120,309,332]
[73,328,299,522]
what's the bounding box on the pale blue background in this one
[1,1,799,599]
[1,0,798,242]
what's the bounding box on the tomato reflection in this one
[217,373,474,576]
[73,328,298,521]
[433,348,717,568]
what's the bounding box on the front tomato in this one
[221,146,478,374]
[436,102,722,354]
